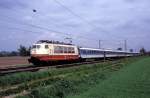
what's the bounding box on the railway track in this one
[0,66,45,76]
[0,59,115,76]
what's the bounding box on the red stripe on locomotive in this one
[32,55,79,61]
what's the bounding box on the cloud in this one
[0,0,27,9]
[0,0,150,51]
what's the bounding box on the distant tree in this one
[28,46,31,55]
[148,51,150,56]
[0,51,19,57]
[140,47,146,55]
[117,48,122,51]
[0,51,8,57]
[10,51,19,56]
[18,45,30,56]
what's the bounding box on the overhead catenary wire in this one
[52,0,129,50]
[0,16,101,46]
[0,3,123,41]
[0,14,126,50]
[0,4,126,50]
[53,0,97,29]
[0,14,103,41]
[52,0,125,39]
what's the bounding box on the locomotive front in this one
[28,43,51,65]
[28,40,80,65]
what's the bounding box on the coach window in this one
[59,46,63,53]
[54,46,59,53]
[64,47,68,53]
[85,50,87,54]
[85,50,88,54]
[71,48,75,53]
[106,51,110,54]
[92,51,94,54]
[84,50,86,54]
[68,47,71,53]
[54,46,62,53]
[90,50,92,54]
[81,50,85,54]
[88,50,90,54]
[97,51,99,54]
[99,51,101,54]
[81,50,84,54]
[95,51,97,54]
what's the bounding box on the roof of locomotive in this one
[35,40,74,45]
[33,40,76,47]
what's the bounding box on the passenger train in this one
[28,40,138,65]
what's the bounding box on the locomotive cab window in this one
[36,45,41,49]
[64,47,68,53]
[68,47,72,53]
[32,45,36,49]
[45,45,49,49]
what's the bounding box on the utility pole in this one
[124,40,127,51]
[99,40,101,49]
[124,40,127,61]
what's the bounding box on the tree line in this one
[116,47,150,56]
[139,47,150,56]
[0,45,31,57]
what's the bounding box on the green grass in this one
[0,63,104,87]
[0,58,120,88]
[0,56,146,98]
[0,62,109,97]
[68,57,150,98]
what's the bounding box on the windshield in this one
[32,45,41,49]
[32,45,36,49]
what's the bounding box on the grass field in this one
[0,56,149,98]
[68,57,150,98]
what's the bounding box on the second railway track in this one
[0,66,45,76]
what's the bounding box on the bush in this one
[16,96,30,98]
[0,71,52,87]
[18,45,30,56]
[30,79,75,98]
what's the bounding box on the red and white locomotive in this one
[28,40,138,65]
[28,40,80,65]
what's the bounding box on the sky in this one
[0,0,150,52]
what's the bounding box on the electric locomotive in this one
[28,40,79,65]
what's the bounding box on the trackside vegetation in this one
[67,57,150,98]
[0,56,148,98]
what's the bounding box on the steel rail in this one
[0,59,116,76]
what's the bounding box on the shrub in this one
[30,79,75,98]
